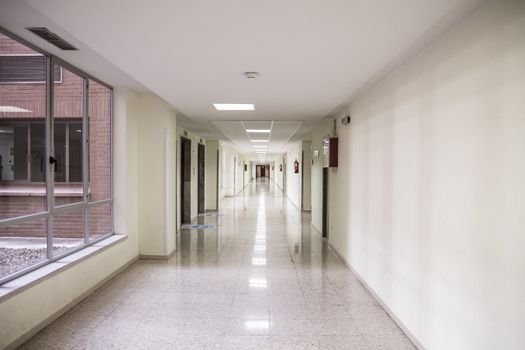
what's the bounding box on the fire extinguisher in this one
[294,159,299,174]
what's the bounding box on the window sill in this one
[0,183,83,197]
[0,234,127,303]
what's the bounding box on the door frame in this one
[180,136,191,224]
[322,167,329,238]
[197,143,205,213]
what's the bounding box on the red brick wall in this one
[0,32,112,239]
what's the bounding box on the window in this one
[0,31,113,283]
[0,55,61,83]
[0,121,82,183]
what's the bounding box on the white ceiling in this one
[0,0,484,149]
[213,120,302,160]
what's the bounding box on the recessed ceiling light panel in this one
[246,129,271,133]
[251,140,268,143]
[213,103,254,111]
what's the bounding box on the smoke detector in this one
[243,72,259,79]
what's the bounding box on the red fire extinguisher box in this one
[329,137,338,167]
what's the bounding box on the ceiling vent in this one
[26,27,78,51]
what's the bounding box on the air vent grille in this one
[26,27,78,51]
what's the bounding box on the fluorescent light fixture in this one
[251,140,268,143]
[246,129,271,133]
[253,145,267,148]
[0,106,32,113]
[213,103,254,111]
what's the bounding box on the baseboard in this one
[326,242,426,350]
[139,251,174,260]
[8,256,138,350]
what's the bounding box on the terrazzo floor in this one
[20,178,415,349]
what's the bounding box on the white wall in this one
[205,140,219,211]
[302,140,312,211]
[242,158,250,190]
[138,94,177,257]
[313,1,525,349]
[235,154,244,194]
[114,88,140,250]
[251,161,256,181]
[0,88,140,349]
[221,147,234,197]
[283,141,303,208]
[219,143,245,197]
[264,155,284,190]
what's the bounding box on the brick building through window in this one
[0,31,112,281]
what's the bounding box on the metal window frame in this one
[0,27,114,286]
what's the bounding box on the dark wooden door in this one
[180,137,191,224]
[322,167,328,238]
[198,143,205,213]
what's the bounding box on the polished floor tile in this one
[20,178,415,349]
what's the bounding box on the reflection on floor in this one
[21,178,415,349]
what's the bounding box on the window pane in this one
[0,125,16,181]
[13,126,28,180]
[54,123,66,182]
[53,65,83,206]
[68,123,82,182]
[0,218,47,280]
[30,123,45,182]
[0,32,46,220]
[88,80,111,202]
[53,209,84,254]
[88,203,111,241]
